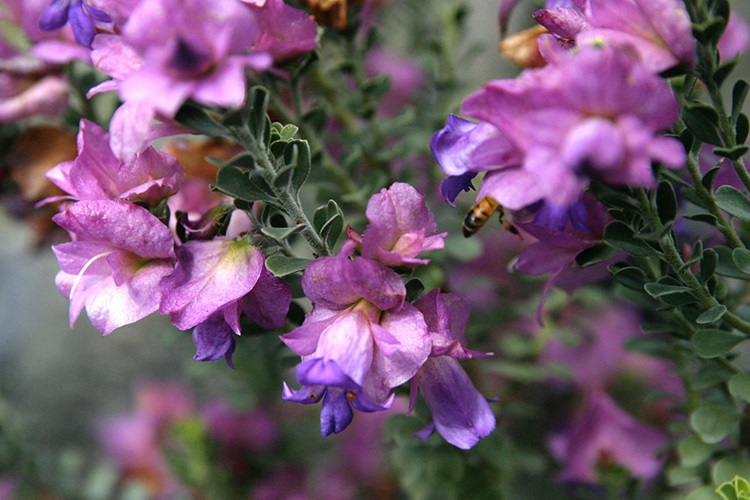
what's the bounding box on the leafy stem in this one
[636,189,750,335]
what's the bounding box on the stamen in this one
[69,251,112,302]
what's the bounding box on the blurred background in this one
[1,0,750,495]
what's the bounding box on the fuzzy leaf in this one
[265,255,312,277]
[728,373,750,403]
[716,186,750,222]
[683,102,723,145]
[604,221,653,257]
[692,328,745,358]
[689,404,738,444]
[697,305,728,324]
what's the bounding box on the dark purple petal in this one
[282,383,326,405]
[296,358,361,391]
[349,391,395,413]
[192,314,236,368]
[440,173,476,207]
[533,7,589,40]
[320,388,354,436]
[413,422,437,443]
[82,3,112,22]
[417,357,496,449]
[68,2,96,48]
[39,0,70,31]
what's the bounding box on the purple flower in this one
[414,357,496,449]
[160,238,290,333]
[245,0,318,63]
[89,0,272,159]
[446,45,685,211]
[365,49,425,117]
[190,263,292,367]
[38,0,111,48]
[347,183,446,268]
[549,391,667,484]
[45,119,184,206]
[514,194,613,323]
[533,0,696,73]
[281,240,431,434]
[719,13,750,61]
[51,200,176,334]
[410,290,496,449]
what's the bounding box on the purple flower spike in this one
[353,182,447,268]
[415,357,496,449]
[39,0,111,48]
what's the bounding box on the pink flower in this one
[52,200,176,334]
[347,182,446,268]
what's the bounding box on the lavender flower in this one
[159,238,291,366]
[51,200,176,334]
[45,119,184,206]
[347,182,446,268]
[549,391,667,484]
[281,240,431,435]
[245,0,318,63]
[435,45,685,212]
[89,0,272,159]
[533,0,696,73]
[411,290,496,449]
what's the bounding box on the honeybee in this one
[462,196,520,238]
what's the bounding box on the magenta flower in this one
[38,0,112,48]
[515,194,614,322]
[89,0,272,158]
[45,119,183,206]
[365,49,425,117]
[160,238,290,333]
[51,200,176,334]
[533,0,696,73]
[281,240,431,435]
[435,45,685,211]
[347,182,446,268]
[245,0,318,63]
[549,391,667,484]
[410,290,495,449]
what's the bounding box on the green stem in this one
[637,189,750,335]
[235,128,329,257]
[684,152,744,248]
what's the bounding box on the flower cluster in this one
[432,0,692,218]
[282,183,496,448]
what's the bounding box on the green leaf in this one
[686,213,719,225]
[405,278,425,303]
[609,265,648,290]
[693,328,745,358]
[729,373,750,402]
[715,145,749,161]
[174,103,229,137]
[737,113,750,143]
[732,248,750,275]
[574,243,617,268]
[678,434,717,468]
[716,246,750,278]
[644,281,690,298]
[714,457,750,488]
[260,224,305,241]
[716,186,750,222]
[246,86,270,130]
[656,181,678,223]
[702,248,719,281]
[690,403,739,444]
[265,255,312,277]
[717,475,750,500]
[284,140,311,196]
[697,305,728,324]
[683,102,723,145]
[213,167,276,204]
[604,221,654,257]
[714,54,738,87]
[703,166,722,191]
[732,80,750,122]
[314,200,345,253]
